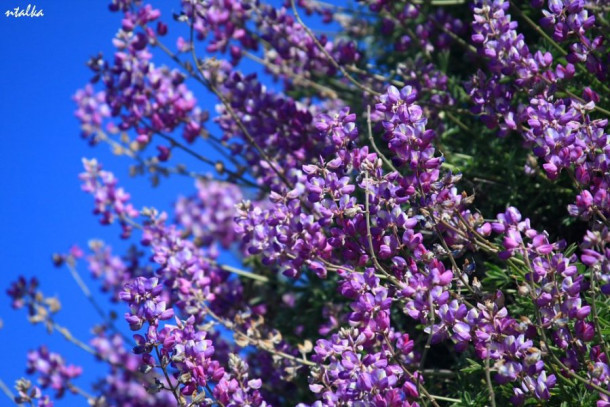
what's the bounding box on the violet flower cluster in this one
[80,158,139,238]
[86,240,150,301]
[26,347,82,399]
[537,0,605,79]
[175,179,244,249]
[179,0,257,62]
[90,329,177,406]
[213,61,331,189]
[14,379,54,407]
[256,4,360,79]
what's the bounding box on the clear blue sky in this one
[0,0,335,404]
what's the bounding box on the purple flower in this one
[120,277,174,330]
[26,347,82,398]
[80,159,139,238]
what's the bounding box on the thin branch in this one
[422,369,457,377]
[445,111,473,134]
[0,379,19,406]
[153,37,292,189]
[428,394,463,402]
[205,384,225,407]
[381,334,442,407]
[566,169,610,228]
[433,223,478,297]
[366,105,398,172]
[187,27,294,190]
[563,86,610,117]
[484,343,497,407]
[147,126,263,191]
[315,0,464,11]
[207,79,295,189]
[363,173,400,285]
[345,65,405,88]
[203,304,315,367]
[98,128,260,190]
[67,383,97,403]
[65,261,134,345]
[434,20,478,54]
[508,2,566,56]
[52,322,98,356]
[589,256,610,362]
[155,345,184,406]
[289,0,381,96]
[220,264,269,283]
[417,294,435,387]
[244,52,338,99]
[23,295,151,382]
[122,217,270,283]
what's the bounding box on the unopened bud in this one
[215,161,225,174]
[52,254,64,267]
[518,285,530,296]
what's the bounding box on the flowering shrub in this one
[6,0,610,405]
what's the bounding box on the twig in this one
[345,65,405,88]
[484,343,497,407]
[244,52,338,99]
[381,334,442,407]
[209,80,295,189]
[422,369,457,377]
[51,320,160,385]
[509,3,566,56]
[363,173,400,285]
[188,27,294,190]
[446,111,473,135]
[418,294,436,388]
[0,379,19,406]
[97,132,253,189]
[53,322,98,356]
[155,345,184,406]
[122,217,270,283]
[206,384,225,407]
[67,383,97,403]
[65,261,134,345]
[429,394,463,402]
[566,170,610,228]
[148,127,262,191]
[366,105,398,172]
[153,37,293,189]
[220,264,269,283]
[289,0,381,96]
[564,87,610,117]
[203,304,315,367]
[589,254,610,362]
